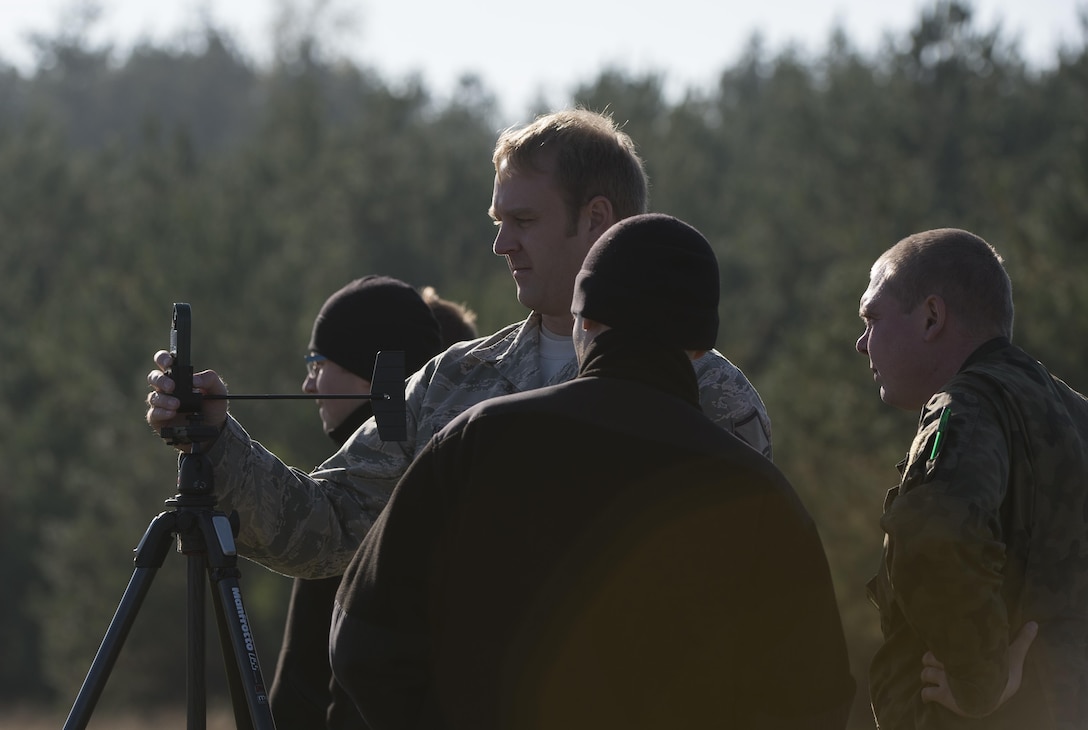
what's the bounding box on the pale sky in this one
[1,0,1084,121]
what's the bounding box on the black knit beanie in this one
[572,213,719,350]
[308,276,443,380]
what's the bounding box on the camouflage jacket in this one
[867,338,1088,729]
[207,313,772,577]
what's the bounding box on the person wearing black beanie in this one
[571,212,720,353]
[331,212,854,729]
[271,276,472,730]
[305,275,443,443]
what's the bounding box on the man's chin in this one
[879,387,896,407]
[514,289,535,310]
[880,388,917,412]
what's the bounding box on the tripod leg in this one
[210,586,252,730]
[188,555,208,730]
[211,575,276,730]
[63,512,177,730]
[203,513,277,730]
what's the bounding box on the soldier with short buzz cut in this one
[856,227,1088,729]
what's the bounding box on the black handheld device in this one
[161,303,220,445]
[167,303,204,414]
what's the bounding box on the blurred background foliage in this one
[1,1,1085,726]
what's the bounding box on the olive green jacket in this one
[868,339,1088,729]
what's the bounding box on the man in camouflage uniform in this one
[145,108,771,582]
[856,227,1088,729]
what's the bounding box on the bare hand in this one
[145,349,230,448]
[920,620,1039,717]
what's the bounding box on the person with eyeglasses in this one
[296,276,444,443]
[270,275,476,729]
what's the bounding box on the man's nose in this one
[493,224,517,256]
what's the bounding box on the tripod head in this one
[159,302,408,444]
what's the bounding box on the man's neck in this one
[540,313,574,337]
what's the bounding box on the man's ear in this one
[584,195,615,237]
[581,317,610,339]
[921,294,947,342]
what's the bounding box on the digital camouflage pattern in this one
[205,313,772,578]
[868,339,1088,729]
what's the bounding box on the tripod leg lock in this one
[212,514,237,557]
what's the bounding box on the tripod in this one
[64,303,407,728]
[64,425,276,730]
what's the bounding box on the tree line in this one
[1,2,1085,726]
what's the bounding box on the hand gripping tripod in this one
[64,303,408,729]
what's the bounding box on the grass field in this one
[1,705,237,729]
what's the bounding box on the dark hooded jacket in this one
[330,329,854,730]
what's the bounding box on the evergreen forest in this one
[2,2,1087,727]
